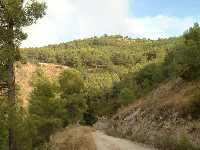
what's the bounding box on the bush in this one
[28,68,90,147]
[119,88,137,105]
[64,94,87,124]
[183,91,200,119]
[165,23,200,80]
[177,135,195,150]
[29,71,67,147]
[59,69,87,124]
[82,110,98,126]
[59,69,84,96]
[154,133,199,150]
[134,63,165,92]
[116,63,165,100]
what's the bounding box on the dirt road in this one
[93,131,155,150]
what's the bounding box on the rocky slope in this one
[104,79,200,150]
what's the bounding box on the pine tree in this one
[0,0,46,149]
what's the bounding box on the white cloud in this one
[126,15,194,39]
[22,0,196,47]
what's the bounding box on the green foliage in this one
[82,109,98,126]
[111,51,135,66]
[59,69,87,123]
[29,69,88,147]
[155,133,200,150]
[83,71,120,116]
[5,23,200,149]
[114,63,166,107]
[59,69,84,96]
[165,23,200,80]
[177,134,195,150]
[20,35,176,117]
[102,23,200,115]
[183,90,200,119]
[64,95,87,124]
[0,0,46,61]
[0,97,9,150]
[134,63,165,93]
[0,0,46,149]
[29,71,66,147]
[0,98,33,150]
[21,36,171,70]
[119,88,137,105]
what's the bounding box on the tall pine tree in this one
[0,0,46,149]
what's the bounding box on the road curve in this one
[93,131,155,150]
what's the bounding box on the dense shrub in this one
[119,88,137,105]
[183,90,200,119]
[165,23,200,80]
[114,63,166,104]
[28,68,89,147]
[82,110,98,126]
[64,95,87,124]
[134,63,165,93]
[59,69,84,96]
[155,133,199,150]
[29,72,66,147]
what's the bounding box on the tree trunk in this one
[7,20,17,150]
[8,62,17,150]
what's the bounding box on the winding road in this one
[93,131,155,150]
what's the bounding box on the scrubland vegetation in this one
[104,24,200,150]
[1,4,200,148]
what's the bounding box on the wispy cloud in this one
[126,15,194,39]
[22,0,196,47]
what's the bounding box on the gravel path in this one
[93,131,155,150]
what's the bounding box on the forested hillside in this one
[1,23,200,150]
[21,35,176,69]
[98,24,200,150]
[20,35,178,116]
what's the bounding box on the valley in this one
[1,22,200,150]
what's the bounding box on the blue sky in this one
[131,0,200,18]
[22,0,200,47]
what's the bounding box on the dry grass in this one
[16,63,37,107]
[39,63,69,79]
[115,79,200,117]
[16,62,68,107]
[48,126,97,150]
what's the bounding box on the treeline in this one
[21,35,175,69]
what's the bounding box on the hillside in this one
[1,1,200,149]
[104,79,200,150]
[1,24,199,150]
[21,35,176,70]
[19,35,178,115]
[18,28,200,149]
